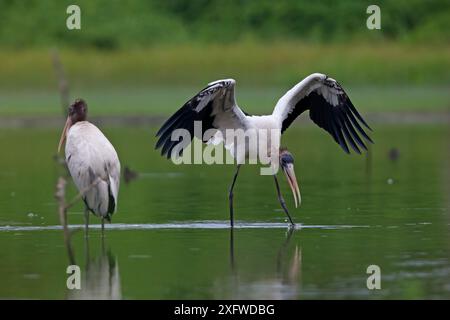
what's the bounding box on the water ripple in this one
[0,221,369,232]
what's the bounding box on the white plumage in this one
[58,99,121,232]
[65,122,120,219]
[157,73,372,161]
[156,73,372,226]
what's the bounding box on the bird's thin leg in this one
[84,233,91,270]
[273,175,295,226]
[228,165,241,228]
[84,206,89,237]
[229,227,236,272]
[101,218,105,237]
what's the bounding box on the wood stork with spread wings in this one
[58,99,121,235]
[156,73,373,227]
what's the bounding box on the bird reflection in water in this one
[55,168,122,299]
[227,228,302,299]
[64,234,122,300]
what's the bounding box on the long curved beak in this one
[282,163,301,208]
[58,116,72,153]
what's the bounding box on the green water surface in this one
[0,124,449,299]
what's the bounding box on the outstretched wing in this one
[155,79,248,158]
[273,73,373,154]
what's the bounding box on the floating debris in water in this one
[387,178,394,185]
[27,212,37,218]
[124,166,139,184]
[388,148,400,161]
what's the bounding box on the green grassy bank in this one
[0,42,448,117]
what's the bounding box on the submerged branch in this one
[51,49,70,117]
[64,177,102,210]
[54,175,101,265]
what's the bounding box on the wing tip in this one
[364,122,373,132]
[208,78,236,86]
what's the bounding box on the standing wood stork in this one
[155,73,372,227]
[58,99,121,235]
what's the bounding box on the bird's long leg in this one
[84,233,90,269]
[273,175,295,226]
[228,165,241,228]
[229,227,236,273]
[101,218,105,237]
[84,206,89,237]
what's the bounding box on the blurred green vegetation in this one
[0,42,448,117]
[0,0,448,115]
[0,85,449,117]
[0,0,448,48]
[1,43,450,88]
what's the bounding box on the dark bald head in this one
[68,99,88,123]
[279,148,294,166]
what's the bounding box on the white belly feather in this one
[209,115,281,164]
[65,121,120,218]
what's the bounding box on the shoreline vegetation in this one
[1,42,449,89]
[1,1,448,117]
[0,85,449,118]
[0,42,449,118]
[0,112,449,129]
